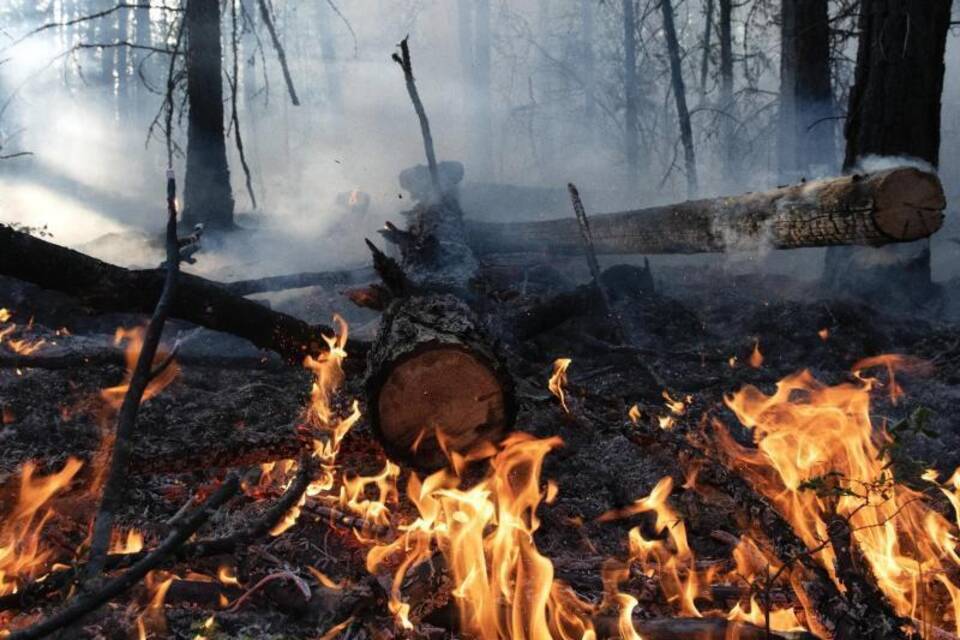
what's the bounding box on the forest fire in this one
[0,0,958,636]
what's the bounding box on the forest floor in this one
[1,256,959,638]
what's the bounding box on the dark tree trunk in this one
[777,0,836,182]
[623,0,639,184]
[824,0,952,304]
[661,0,698,197]
[699,0,714,98]
[182,0,235,230]
[718,0,735,184]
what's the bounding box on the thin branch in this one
[256,0,300,105]
[83,170,182,582]
[2,3,177,53]
[229,0,258,209]
[0,151,33,160]
[6,474,239,640]
[392,37,439,197]
[325,0,359,58]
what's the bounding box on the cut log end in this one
[871,167,947,242]
[378,346,507,468]
[366,294,514,469]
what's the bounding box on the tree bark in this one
[465,167,944,255]
[661,0,698,197]
[623,0,639,184]
[718,0,735,185]
[777,0,836,182]
[699,0,714,98]
[824,0,953,303]
[182,0,235,229]
[364,294,515,470]
[0,225,335,362]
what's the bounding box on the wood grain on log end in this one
[365,294,514,470]
[871,167,946,242]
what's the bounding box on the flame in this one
[0,458,83,596]
[818,328,829,341]
[218,565,239,586]
[628,405,642,425]
[110,528,144,554]
[716,358,960,634]
[600,476,701,618]
[100,327,179,409]
[135,572,173,639]
[366,433,617,638]
[748,340,763,368]
[548,358,572,413]
[0,309,47,355]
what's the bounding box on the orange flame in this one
[548,358,572,413]
[0,458,83,596]
[748,340,763,368]
[717,358,960,634]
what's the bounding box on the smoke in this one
[0,0,958,290]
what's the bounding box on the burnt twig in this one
[6,474,239,640]
[256,0,300,106]
[392,37,440,198]
[83,172,182,581]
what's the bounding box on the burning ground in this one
[3,259,960,639]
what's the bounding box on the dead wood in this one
[221,266,375,296]
[256,0,300,106]
[6,474,240,640]
[0,224,340,362]
[0,457,312,616]
[625,421,908,639]
[0,351,283,370]
[627,617,815,640]
[83,175,181,581]
[392,38,439,196]
[466,167,945,256]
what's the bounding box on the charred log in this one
[364,294,515,469]
[0,225,339,362]
[466,167,944,256]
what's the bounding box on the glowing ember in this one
[0,309,47,356]
[818,327,829,341]
[548,358,572,413]
[748,340,763,368]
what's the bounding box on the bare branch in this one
[256,0,300,106]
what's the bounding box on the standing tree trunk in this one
[699,0,714,98]
[134,1,152,116]
[778,0,836,183]
[823,0,952,304]
[623,0,639,185]
[117,3,130,120]
[718,0,735,185]
[661,0,698,197]
[457,0,474,117]
[182,0,235,230]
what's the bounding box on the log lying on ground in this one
[221,266,375,296]
[466,167,945,255]
[365,294,515,469]
[0,224,336,362]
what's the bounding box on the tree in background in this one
[182,0,234,229]
[824,0,953,304]
[777,0,836,182]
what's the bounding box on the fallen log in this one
[221,267,375,296]
[365,294,515,469]
[0,224,336,362]
[466,167,945,255]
